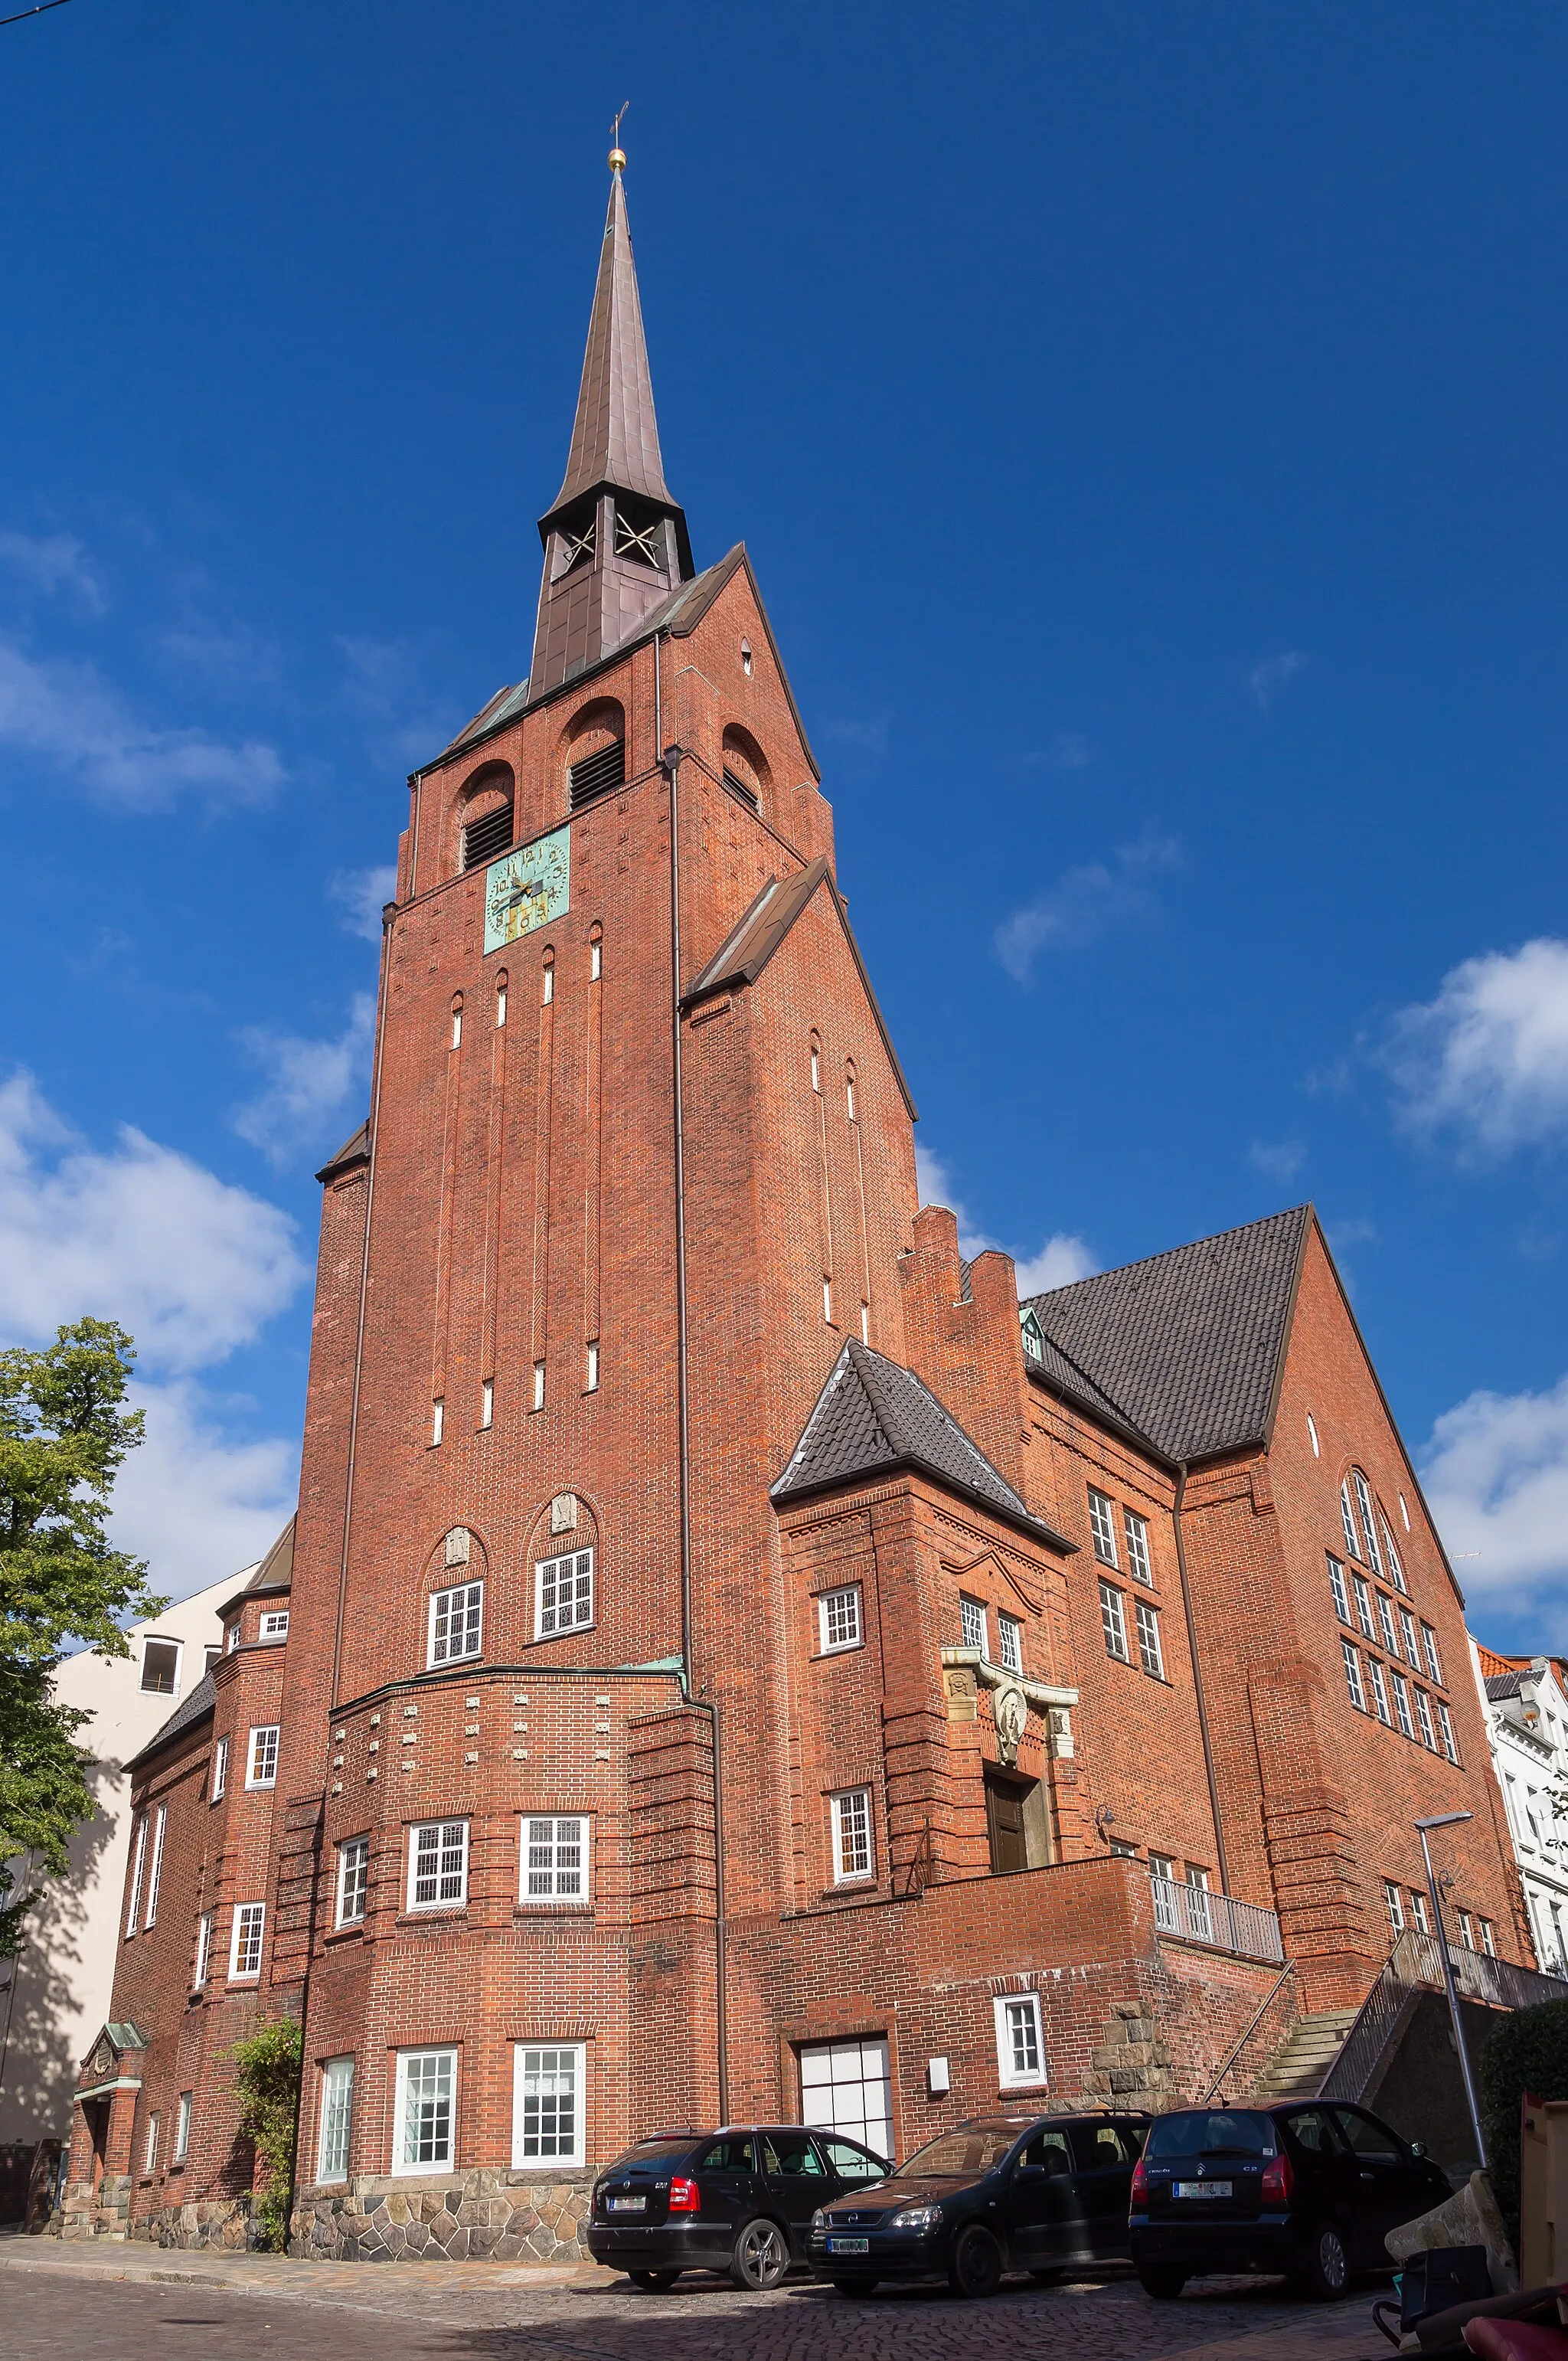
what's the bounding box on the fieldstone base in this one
[132,2197,257,2250]
[289,2170,593,2262]
[58,2173,132,2241]
[1085,2002,1176,2107]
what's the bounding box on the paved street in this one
[0,2238,1387,2361]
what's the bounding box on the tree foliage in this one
[230,2018,302,2251]
[1478,1998,1568,2231]
[0,1319,162,1954]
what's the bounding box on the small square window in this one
[513,2043,584,2168]
[1134,1599,1164,1679]
[395,2048,456,2173]
[535,1548,594,1638]
[318,2057,354,2182]
[1099,1580,1129,1663]
[247,1725,279,1788]
[336,1836,370,1927]
[428,1581,483,1666]
[408,1820,469,1911]
[818,1587,862,1654]
[959,1594,987,1655]
[830,1787,874,1884]
[230,1902,266,1981]
[998,1614,1023,1676]
[259,1610,289,1641]
[994,1993,1045,2088]
[140,1639,181,1695]
[1087,1489,1119,1567]
[521,1814,589,1903]
[1123,1511,1152,1585]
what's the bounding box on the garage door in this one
[799,2037,893,2163]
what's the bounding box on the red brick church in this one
[67,153,1531,2255]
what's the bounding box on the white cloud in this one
[0,634,283,810]
[1250,649,1308,710]
[109,1379,299,1604]
[1383,939,1568,1157]
[232,995,375,1170]
[0,1071,305,1375]
[915,1146,1097,1298]
[1250,1137,1305,1182]
[330,865,397,942]
[0,530,104,613]
[1420,1377,1568,1631]
[994,829,1180,983]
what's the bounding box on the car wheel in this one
[1292,2222,1350,2301]
[948,2224,1004,2299]
[626,2268,681,2291]
[731,2217,790,2291]
[830,2277,878,2297]
[1138,2266,1187,2300]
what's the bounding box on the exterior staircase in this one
[1250,2009,1359,2103]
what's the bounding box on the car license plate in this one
[828,2236,870,2254]
[609,2196,646,2212]
[1174,2181,1231,2199]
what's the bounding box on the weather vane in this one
[609,102,629,172]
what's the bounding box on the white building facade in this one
[1472,1642,1568,1977]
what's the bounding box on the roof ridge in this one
[1025,1202,1312,1307]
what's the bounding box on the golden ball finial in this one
[608,146,626,172]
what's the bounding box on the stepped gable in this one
[773,1338,1073,1549]
[1023,1205,1312,1463]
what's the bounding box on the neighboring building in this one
[1472,1643,1568,1975]
[68,153,1536,2255]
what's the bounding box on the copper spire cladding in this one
[528,155,694,698]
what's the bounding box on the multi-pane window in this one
[260,1610,289,1640]
[428,1581,483,1666]
[1383,1879,1405,1934]
[409,1820,469,1910]
[1100,1581,1129,1663]
[1414,1688,1439,1752]
[144,1806,166,1928]
[513,2044,585,2167]
[395,2048,456,2173]
[1459,1911,1475,1951]
[998,1614,1023,1675]
[1124,1511,1152,1585]
[125,1816,147,1937]
[1135,1600,1165,1679]
[193,1911,212,1988]
[521,1816,588,1902]
[1422,1624,1443,1686]
[535,1548,594,1637]
[336,1836,370,1927]
[1352,1575,1376,1643]
[1437,1702,1460,1764]
[318,2057,354,2182]
[230,1902,266,1980]
[1367,1660,1392,1725]
[1383,1524,1407,1594]
[1353,1471,1383,1575]
[211,1738,228,1800]
[1341,1481,1363,1562]
[1376,1592,1399,1656]
[959,1595,988,1655]
[1390,1673,1416,1741]
[174,2091,192,2164]
[247,1725,279,1788]
[1410,1889,1430,1934]
[1341,1639,1366,1712]
[1481,1920,1497,1958]
[1399,1607,1422,1671]
[1328,1556,1351,1624]
[1087,1489,1119,1566]
[818,1586,861,1653]
[994,1993,1045,2088]
[830,1788,874,1883]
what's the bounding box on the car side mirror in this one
[1014,2163,1043,2180]
[1409,2140,1426,2159]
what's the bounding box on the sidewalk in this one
[0,2230,613,2308]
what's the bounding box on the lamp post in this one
[1415,1810,1488,2169]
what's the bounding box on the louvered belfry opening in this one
[569,740,626,807]
[462,800,514,871]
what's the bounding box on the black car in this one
[586,2124,890,2289]
[806,2110,1151,2298]
[1129,2101,1451,2301]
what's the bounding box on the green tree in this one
[0,1319,162,1955]
[230,2019,302,2251]
[1478,1998,1568,2232]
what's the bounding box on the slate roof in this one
[772,1339,1074,1550]
[1485,1671,1527,1702]
[1022,1206,1312,1464]
[126,1672,215,1774]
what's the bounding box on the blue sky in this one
[2,2,1567,1644]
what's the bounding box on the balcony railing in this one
[1321,1928,1568,2105]
[1151,1872,1285,1965]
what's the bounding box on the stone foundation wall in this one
[289,2170,593,2262]
[58,2173,132,2241]
[132,2197,257,2250]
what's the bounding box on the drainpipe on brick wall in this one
[1172,1463,1233,1896]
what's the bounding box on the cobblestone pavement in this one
[0,2238,1389,2361]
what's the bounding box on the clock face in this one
[485,825,570,955]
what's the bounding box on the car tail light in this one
[1260,2151,1293,2203]
[1130,2157,1148,2202]
[668,2176,700,2212]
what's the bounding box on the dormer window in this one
[1019,1308,1045,1365]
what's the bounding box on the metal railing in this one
[1151,1873,1285,1964]
[1320,1928,1568,2105]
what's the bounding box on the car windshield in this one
[606,2137,699,2170]
[896,2129,1018,2179]
[1146,2111,1272,2160]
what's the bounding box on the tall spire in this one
[528,149,693,699]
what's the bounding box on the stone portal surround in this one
[289,2170,593,2262]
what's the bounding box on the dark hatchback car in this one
[806,2111,1151,2297]
[587,2125,890,2289]
[1129,2102,1450,2301]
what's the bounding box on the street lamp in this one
[1415,1811,1488,2168]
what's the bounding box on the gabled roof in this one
[772,1339,1074,1551]
[1022,1206,1312,1464]
[126,1671,214,1774]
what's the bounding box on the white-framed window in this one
[481,1377,494,1429]
[998,1613,1023,1675]
[830,1787,874,1884]
[428,1581,483,1666]
[408,1819,469,1911]
[173,2091,192,2164]
[810,1040,821,1093]
[959,1594,987,1654]
[1390,1672,1416,1740]
[822,1275,834,1325]
[1134,1599,1164,1679]
[521,1814,588,1903]
[193,1910,212,1987]
[1367,1658,1393,1725]
[993,1992,1045,2088]
[140,1637,181,1695]
[1352,1575,1376,1642]
[585,1341,599,1392]
[431,1398,444,1446]
[1328,1555,1351,1624]
[1341,1638,1366,1712]
[495,980,508,1028]
[394,2047,456,2173]
[1438,1701,1460,1764]
[799,2036,893,2163]
[512,2043,585,2167]
[230,1902,265,1981]
[247,1725,279,1788]
[1422,1623,1443,1685]
[1123,1510,1152,1584]
[1353,1470,1383,1574]
[1307,1411,1321,1457]
[1087,1488,1119,1566]
[336,1835,370,1926]
[1341,1480,1363,1562]
[1459,1911,1475,1951]
[1383,1879,1405,1934]
[451,1002,462,1049]
[318,2057,354,2183]
[532,1360,546,1411]
[1398,1606,1421,1670]
[1377,1592,1399,1656]
[1185,1864,1213,1941]
[590,938,603,981]
[1099,1579,1129,1663]
[1383,1522,1406,1592]
[260,1610,289,1640]
[125,1815,147,1937]
[845,1068,856,1122]
[144,1804,166,1928]
[227,1620,241,1652]
[144,2111,160,2172]
[1414,1688,1439,1751]
[817,1586,862,1654]
[1481,1920,1497,1959]
[211,1736,228,1802]
[535,1548,593,1637]
[1410,1888,1430,1934]
[541,959,554,1006]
